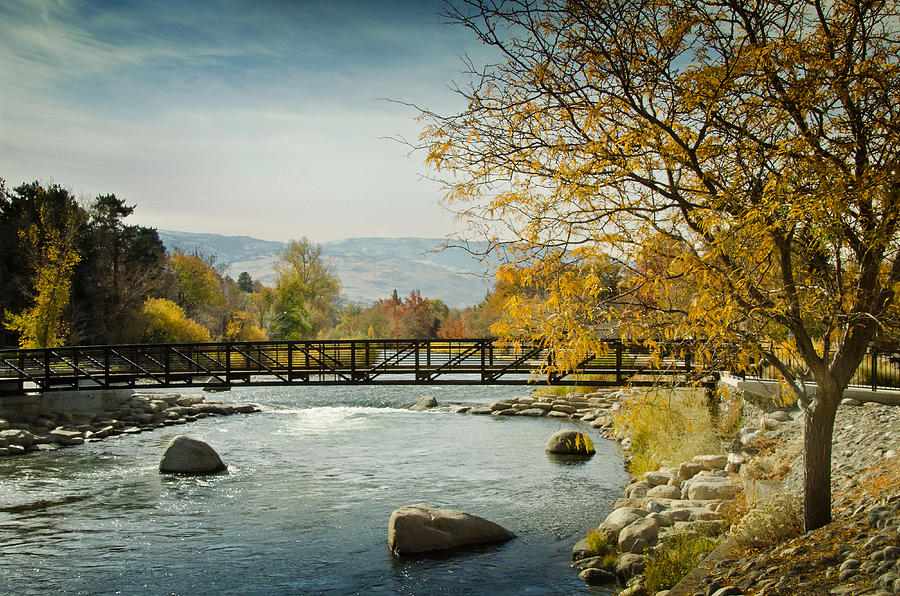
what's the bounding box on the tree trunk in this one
[803,392,839,531]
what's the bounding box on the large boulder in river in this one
[388,504,515,555]
[159,435,227,475]
[546,430,595,456]
[410,396,438,411]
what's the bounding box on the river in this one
[0,385,629,595]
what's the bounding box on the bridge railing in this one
[0,339,705,392]
[737,344,900,391]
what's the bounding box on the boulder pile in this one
[0,391,259,456]
[572,452,740,588]
[470,390,622,430]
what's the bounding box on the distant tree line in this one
[0,179,514,348]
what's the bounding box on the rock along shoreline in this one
[463,388,900,595]
[0,391,260,455]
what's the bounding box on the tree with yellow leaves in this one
[224,310,268,342]
[271,238,341,339]
[422,0,900,531]
[139,297,211,343]
[4,198,83,348]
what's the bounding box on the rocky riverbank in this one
[668,399,900,596]
[564,389,900,596]
[0,391,260,456]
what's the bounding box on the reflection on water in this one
[0,385,629,595]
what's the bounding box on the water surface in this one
[0,385,629,594]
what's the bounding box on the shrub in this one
[600,552,619,571]
[718,489,749,530]
[140,297,212,343]
[730,493,802,549]
[585,528,613,557]
[643,532,720,592]
[716,387,744,437]
[614,387,723,476]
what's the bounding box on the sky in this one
[0,0,487,242]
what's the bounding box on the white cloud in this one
[0,0,486,242]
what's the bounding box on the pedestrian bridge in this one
[0,338,707,394]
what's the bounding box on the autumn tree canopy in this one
[422,0,900,530]
[270,238,342,340]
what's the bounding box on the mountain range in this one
[157,230,497,308]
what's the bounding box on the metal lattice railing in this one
[737,344,900,391]
[0,339,709,393]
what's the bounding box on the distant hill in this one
[157,231,496,308]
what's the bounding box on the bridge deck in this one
[0,339,706,393]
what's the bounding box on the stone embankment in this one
[0,391,259,456]
[569,392,900,596]
[573,450,743,592]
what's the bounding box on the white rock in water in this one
[175,395,204,407]
[159,435,226,475]
[599,507,647,541]
[410,396,438,411]
[388,504,515,555]
[0,428,36,447]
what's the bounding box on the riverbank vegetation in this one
[613,388,724,476]
[0,178,511,349]
[643,532,721,592]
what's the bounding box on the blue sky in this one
[0,0,485,241]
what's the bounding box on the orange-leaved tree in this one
[421,0,900,531]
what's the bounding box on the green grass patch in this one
[643,532,720,592]
[585,528,613,557]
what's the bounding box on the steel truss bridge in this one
[0,339,711,394]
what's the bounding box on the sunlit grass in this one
[614,387,723,476]
[643,532,721,592]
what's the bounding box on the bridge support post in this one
[164,347,170,385]
[44,350,50,391]
[351,341,356,381]
[225,343,232,385]
[288,342,293,380]
[415,340,421,381]
[616,342,623,385]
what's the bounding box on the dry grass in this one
[730,492,803,549]
[715,386,745,437]
[614,387,724,476]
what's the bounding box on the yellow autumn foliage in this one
[140,297,211,343]
[4,202,82,348]
[225,310,268,342]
